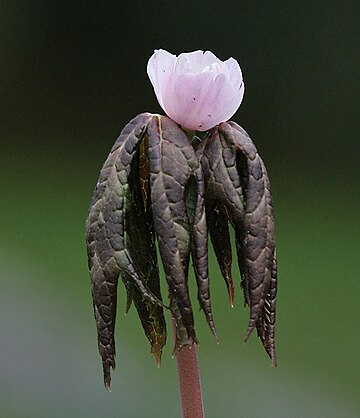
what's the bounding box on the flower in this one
[147,49,244,132]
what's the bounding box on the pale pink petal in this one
[175,51,205,74]
[225,57,243,89]
[147,48,245,131]
[163,70,244,131]
[201,51,221,68]
[147,49,176,108]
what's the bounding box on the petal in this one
[176,50,228,75]
[202,50,222,67]
[175,50,206,73]
[147,49,176,108]
[162,71,244,131]
[225,57,244,90]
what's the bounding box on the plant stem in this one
[173,320,205,418]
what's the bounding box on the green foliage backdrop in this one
[1,1,359,417]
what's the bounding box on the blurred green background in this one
[1,1,359,417]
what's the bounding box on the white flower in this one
[147,49,244,131]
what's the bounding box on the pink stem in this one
[173,321,205,418]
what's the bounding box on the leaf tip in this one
[268,348,277,367]
[211,325,219,343]
[243,320,256,343]
[104,375,112,392]
[151,344,163,368]
[102,356,115,392]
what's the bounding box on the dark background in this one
[1,1,359,417]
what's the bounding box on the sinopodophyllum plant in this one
[86,49,277,416]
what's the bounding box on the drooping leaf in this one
[147,115,216,350]
[197,125,244,308]
[86,113,165,389]
[206,202,235,307]
[221,122,277,357]
[199,121,277,365]
[124,143,167,367]
[188,165,218,341]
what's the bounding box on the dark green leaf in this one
[86,113,165,389]
[187,166,218,341]
[125,142,167,367]
[147,115,216,349]
[207,202,235,307]
[200,121,277,365]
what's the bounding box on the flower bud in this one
[147,49,245,132]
